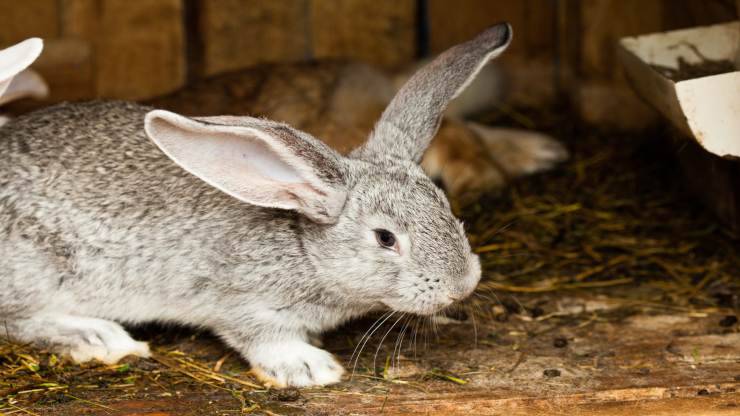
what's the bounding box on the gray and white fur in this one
[0,24,512,387]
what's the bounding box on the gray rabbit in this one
[0,24,511,387]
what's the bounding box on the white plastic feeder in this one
[619,21,740,158]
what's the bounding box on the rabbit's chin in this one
[381,298,455,316]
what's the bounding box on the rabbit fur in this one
[0,25,511,387]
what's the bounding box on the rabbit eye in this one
[374,229,397,249]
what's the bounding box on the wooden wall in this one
[0,0,417,101]
[0,0,737,127]
[0,0,186,101]
[194,0,416,77]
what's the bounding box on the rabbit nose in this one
[448,254,482,301]
[460,253,482,295]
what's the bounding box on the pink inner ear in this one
[145,109,348,223]
[145,113,313,211]
[0,79,11,99]
[0,69,49,106]
[0,38,44,99]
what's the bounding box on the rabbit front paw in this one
[248,340,345,388]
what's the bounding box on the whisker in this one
[350,311,396,378]
[470,304,479,347]
[392,315,413,372]
[431,311,440,341]
[372,312,406,375]
[411,317,421,360]
[349,311,390,366]
[479,287,505,311]
[473,291,496,303]
[422,315,430,351]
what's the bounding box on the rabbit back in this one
[0,101,301,323]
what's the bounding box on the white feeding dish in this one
[619,22,740,158]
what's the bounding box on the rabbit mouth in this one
[381,297,456,316]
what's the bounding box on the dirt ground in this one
[1,108,739,415]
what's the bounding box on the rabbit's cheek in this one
[379,273,454,315]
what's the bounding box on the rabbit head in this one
[144,24,512,316]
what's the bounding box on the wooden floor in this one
[14,292,738,415]
[303,293,740,415]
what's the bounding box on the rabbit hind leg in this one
[466,122,569,178]
[421,119,507,203]
[2,313,150,364]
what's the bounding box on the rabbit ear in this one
[145,110,348,224]
[0,69,49,106]
[0,38,43,101]
[353,23,512,163]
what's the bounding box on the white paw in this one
[249,340,344,388]
[57,316,150,364]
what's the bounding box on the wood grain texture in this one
[60,0,98,39]
[310,0,416,69]
[428,0,555,58]
[301,304,740,415]
[199,0,310,76]
[580,0,663,80]
[32,38,95,102]
[91,0,186,99]
[0,0,59,46]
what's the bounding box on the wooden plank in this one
[428,0,555,58]
[579,0,664,80]
[310,0,416,70]
[661,0,739,31]
[32,38,94,102]
[60,0,98,39]
[571,0,663,127]
[199,0,310,76]
[92,0,186,99]
[57,0,186,100]
[304,390,740,415]
[0,0,59,46]
[3,0,186,102]
[300,298,740,415]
